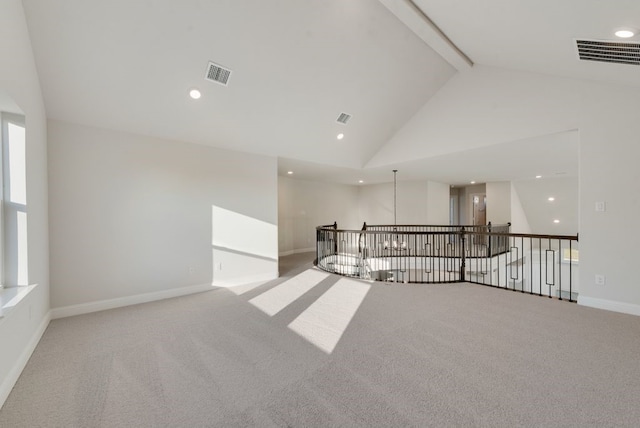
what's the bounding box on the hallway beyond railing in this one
[316,222,579,302]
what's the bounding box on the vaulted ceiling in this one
[22,0,639,184]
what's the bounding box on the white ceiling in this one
[512,176,579,236]
[279,130,579,186]
[21,0,454,169]
[412,0,640,88]
[21,0,639,185]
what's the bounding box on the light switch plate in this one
[595,201,606,212]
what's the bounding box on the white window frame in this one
[1,112,27,288]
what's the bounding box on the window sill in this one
[0,284,38,321]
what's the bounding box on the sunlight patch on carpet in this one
[249,269,329,316]
[288,278,370,354]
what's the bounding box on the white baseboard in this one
[578,296,640,317]
[51,283,215,320]
[0,310,51,409]
[279,247,315,257]
[213,272,278,287]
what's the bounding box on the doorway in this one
[471,193,486,226]
[471,193,486,245]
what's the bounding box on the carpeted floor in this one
[2,252,640,427]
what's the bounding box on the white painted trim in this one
[0,310,50,408]
[279,247,315,257]
[51,283,215,319]
[578,296,640,317]
[0,284,39,321]
[213,272,278,288]
[377,0,473,71]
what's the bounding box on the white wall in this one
[357,180,449,225]
[48,120,278,309]
[426,181,450,225]
[0,0,50,407]
[486,181,511,225]
[370,65,640,315]
[449,187,460,225]
[578,82,640,314]
[356,182,395,225]
[510,183,531,234]
[366,65,580,167]
[278,177,360,255]
[278,178,450,254]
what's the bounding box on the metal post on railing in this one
[315,227,319,266]
[332,221,338,256]
[460,227,466,282]
[358,222,366,279]
[487,221,492,257]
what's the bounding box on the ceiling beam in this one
[378,0,473,71]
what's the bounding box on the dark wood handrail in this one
[316,223,577,241]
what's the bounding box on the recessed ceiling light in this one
[287,171,293,175]
[535,175,542,179]
[548,197,555,202]
[337,133,344,140]
[553,219,560,224]
[470,181,476,184]
[358,180,364,183]
[615,29,635,38]
[189,89,201,99]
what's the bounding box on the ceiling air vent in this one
[576,39,640,66]
[205,61,232,86]
[336,112,352,124]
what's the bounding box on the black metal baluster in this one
[538,238,542,296]
[558,239,563,301]
[460,227,466,283]
[521,236,525,293]
[569,239,573,302]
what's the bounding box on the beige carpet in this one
[2,253,640,427]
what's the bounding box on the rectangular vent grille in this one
[205,62,232,85]
[336,112,351,124]
[576,39,640,66]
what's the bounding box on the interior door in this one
[472,194,486,226]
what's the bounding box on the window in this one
[0,112,28,287]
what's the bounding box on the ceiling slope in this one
[22,0,638,185]
[362,0,637,182]
[411,0,640,88]
[280,129,579,186]
[22,0,456,168]
[377,0,473,71]
[365,66,582,169]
